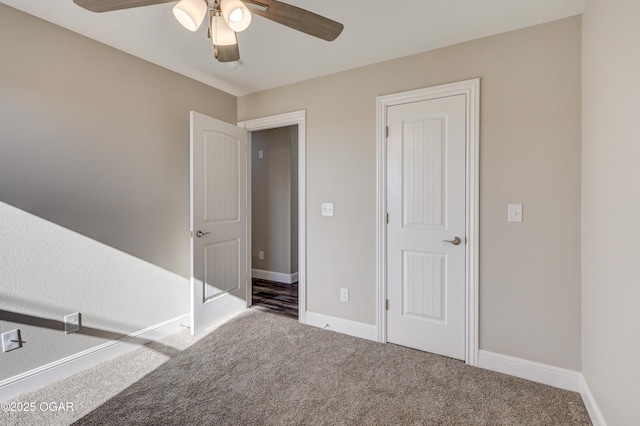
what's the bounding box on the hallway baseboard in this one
[252,269,298,284]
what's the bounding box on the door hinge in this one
[386,126,389,138]
[386,299,389,310]
[386,213,389,224]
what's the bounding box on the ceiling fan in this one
[72,0,344,63]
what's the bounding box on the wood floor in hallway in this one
[251,278,298,319]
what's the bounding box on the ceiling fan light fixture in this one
[173,0,208,32]
[221,0,252,32]
[212,16,237,46]
[230,8,243,23]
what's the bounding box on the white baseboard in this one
[304,311,377,342]
[477,350,581,392]
[252,269,298,284]
[580,375,607,426]
[0,313,190,402]
[471,351,607,425]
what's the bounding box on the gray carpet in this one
[5,309,591,425]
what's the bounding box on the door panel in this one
[204,238,240,299]
[387,95,466,360]
[204,132,239,223]
[403,251,445,321]
[403,117,445,229]
[191,112,248,335]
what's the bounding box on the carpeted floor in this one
[4,309,591,425]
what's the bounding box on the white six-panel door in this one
[386,94,467,360]
[190,111,249,335]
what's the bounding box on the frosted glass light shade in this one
[173,0,208,32]
[212,16,237,46]
[221,0,251,32]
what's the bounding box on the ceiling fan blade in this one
[215,44,241,62]
[245,0,343,42]
[73,0,175,13]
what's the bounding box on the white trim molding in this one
[305,311,377,342]
[252,269,299,284]
[238,110,307,325]
[0,314,190,403]
[580,375,607,426]
[376,79,480,365]
[479,351,607,425]
[478,350,581,392]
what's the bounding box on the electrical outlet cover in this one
[2,329,22,352]
[65,313,81,334]
[340,288,349,302]
[322,203,334,217]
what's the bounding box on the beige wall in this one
[0,4,236,277]
[0,5,235,380]
[239,17,582,370]
[582,0,640,423]
[251,126,298,275]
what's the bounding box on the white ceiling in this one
[1,0,586,96]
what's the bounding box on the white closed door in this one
[386,94,466,360]
[190,111,249,335]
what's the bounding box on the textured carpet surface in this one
[4,309,591,425]
[76,309,589,425]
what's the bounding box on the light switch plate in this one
[2,329,22,352]
[508,204,523,222]
[322,203,334,216]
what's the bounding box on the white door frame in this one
[238,110,307,324]
[376,79,480,366]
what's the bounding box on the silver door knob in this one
[195,230,210,238]
[442,236,462,245]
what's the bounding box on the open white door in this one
[190,111,249,335]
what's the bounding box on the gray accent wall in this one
[240,17,583,371]
[0,4,236,380]
[251,126,299,276]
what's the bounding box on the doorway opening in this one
[250,125,299,319]
[239,111,307,324]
